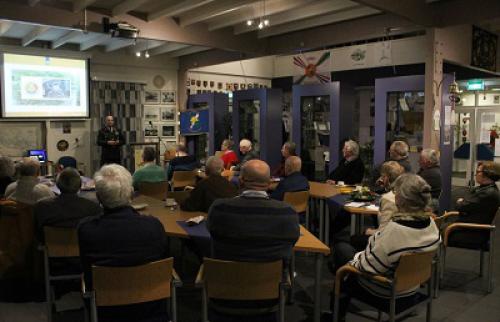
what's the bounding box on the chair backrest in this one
[283,191,309,213]
[172,171,197,189]
[166,190,191,205]
[203,258,282,300]
[92,257,174,307]
[43,227,79,258]
[393,250,436,293]
[138,181,168,200]
[214,151,223,159]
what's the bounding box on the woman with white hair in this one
[78,164,169,322]
[326,173,440,320]
[327,139,364,185]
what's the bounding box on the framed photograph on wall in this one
[145,90,160,104]
[144,106,160,121]
[144,123,159,137]
[161,91,176,105]
[162,125,176,137]
[161,106,176,121]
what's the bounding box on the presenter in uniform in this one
[97,115,125,166]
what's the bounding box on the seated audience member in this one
[271,156,309,201]
[132,146,166,190]
[207,160,300,322]
[445,161,500,247]
[220,139,239,169]
[272,142,296,178]
[0,156,15,197]
[78,164,169,322]
[166,144,198,180]
[369,140,412,191]
[4,158,54,205]
[327,140,364,185]
[328,174,440,320]
[56,156,77,171]
[230,139,259,173]
[181,156,238,212]
[418,149,442,208]
[34,168,101,242]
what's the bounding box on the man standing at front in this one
[97,115,125,166]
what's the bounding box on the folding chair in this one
[284,191,310,229]
[42,227,81,322]
[334,250,436,322]
[195,258,289,322]
[138,181,169,201]
[171,171,197,191]
[83,257,181,322]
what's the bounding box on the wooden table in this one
[134,195,330,322]
[308,181,341,245]
[343,205,378,235]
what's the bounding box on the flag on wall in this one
[293,50,331,84]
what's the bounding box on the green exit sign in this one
[467,79,484,91]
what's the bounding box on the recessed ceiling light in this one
[145,51,150,58]
[246,20,253,26]
[264,19,269,26]
[135,51,141,57]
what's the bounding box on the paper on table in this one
[345,202,365,208]
[365,205,380,211]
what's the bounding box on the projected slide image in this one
[13,70,78,105]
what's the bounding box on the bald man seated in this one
[207,159,300,321]
[271,156,309,201]
[180,156,238,212]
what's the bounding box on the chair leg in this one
[479,250,485,277]
[389,295,396,322]
[333,295,340,322]
[427,270,434,322]
[305,205,310,231]
[488,231,495,293]
[440,246,446,280]
[90,293,98,322]
[288,253,296,304]
[279,284,286,322]
[171,285,177,322]
[377,311,382,322]
[202,287,208,322]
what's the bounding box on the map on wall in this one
[0,123,43,157]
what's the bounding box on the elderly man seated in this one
[418,148,442,210]
[5,157,54,205]
[132,146,166,190]
[78,164,169,322]
[272,142,297,178]
[231,139,259,173]
[327,140,364,185]
[369,140,412,192]
[326,174,440,321]
[166,144,198,180]
[207,159,300,322]
[34,167,101,242]
[181,156,238,212]
[271,156,309,201]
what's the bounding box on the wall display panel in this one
[1,53,89,118]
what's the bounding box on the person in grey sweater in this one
[5,158,54,205]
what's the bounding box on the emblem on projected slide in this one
[293,51,331,85]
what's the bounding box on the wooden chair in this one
[171,171,197,191]
[195,258,289,322]
[166,190,191,205]
[138,181,169,201]
[437,209,498,293]
[83,257,181,322]
[334,250,436,322]
[284,191,310,229]
[42,227,81,322]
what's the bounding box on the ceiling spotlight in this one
[145,51,150,58]
[246,20,253,26]
[264,19,269,26]
[135,51,141,57]
[258,22,264,29]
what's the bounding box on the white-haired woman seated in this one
[326,174,441,320]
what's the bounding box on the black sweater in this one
[328,157,365,184]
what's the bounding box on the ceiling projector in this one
[103,18,139,39]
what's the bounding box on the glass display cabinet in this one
[238,99,261,154]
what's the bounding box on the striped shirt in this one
[350,218,440,298]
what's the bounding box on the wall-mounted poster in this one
[471,26,498,72]
[145,90,160,104]
[161,106,176,121]
[293,50,331,84]
[161,90,176,105]
[162,125,175,137]
[144,106,160,121]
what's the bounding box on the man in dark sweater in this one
[34,168,101,243]
[97,116,125,166]
[327,140,364,185]
[369,140,412,192]
[78,164,169,322]
[231,139,259,173]
[418,149,442,199]
[181,156,238,212]
[271,156,309,201]
[207,159,300,321]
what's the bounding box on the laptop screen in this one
[28,149,47,163]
